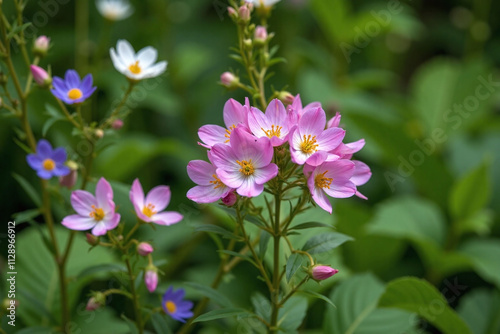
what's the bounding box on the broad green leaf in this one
[73,308,130,334]
[12,173,42,207]
[42,117,62,137]
[286,253,306,283]
[151,313,173,334]
[193,308,250,323]
[302,232,354,254]
[121,314,139,334]
[449,161,491,220]
[457,288,500,334]
[278,296,308,333]
[457,209,494,236]
[300,290,336,308]
[184,282,233,308]
[77,263,126,280]
[459,239,500,289]
[378,277,472,334]
[324,273,414,334]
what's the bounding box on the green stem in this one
[278,276,308,307]
[124,255,144,334]
[270,186,282,334]
[102,81,135,128]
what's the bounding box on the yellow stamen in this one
[67,88,83,100]
[236,159,255,176]
[165,300,176,314]
[315,170,333,189]
[224,124,237,143]
[210,174,225,189]
[142,203,157,218]
[128,60,141,74]
[42,158,55,171]
[261,124,282,138]
[89,205,105,221]
[300,134,319,154]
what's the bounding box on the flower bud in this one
[33,36,50,57]
[94,129,104,139]
[220,72,239,89]
[238,4,251,21]
[311,265,338,281]
[144,266,158,293]
[227,6,237,20]
[278,91,295,105]
[254,25,268,45]
[86,233,99,246]
[59,161,78,189]
[30,65,52,88]
[86,292,105,311]
[112,119,124,129]
[137,242,154,256]
[221,191,237,206]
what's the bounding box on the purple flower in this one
[289,107,345,166]
[144,266,158,293]
[51,69,96,104]
[307,160,357,214]
[187,153,232,204]
[61,178,121,236]
[198,98,249,148]
[248,99,294,147]
[130,179,183,226]
[311,265,339,280]
[26,139,70,179]
[162,287,193,323]
[210,127,278,197]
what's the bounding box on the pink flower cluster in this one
[186,96,371,213]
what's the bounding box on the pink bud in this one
[137,242,154,256]
[144,267,158,293]
[30,65,51,87]
[59,169,77,189]
[238,4,251,21]
[33,36,50,56]
[327,112,342,128]
[311,265,338,280]
[254,26,268,42]
[278,91,295,105]
[220,72,239,88]
[112,119,124,129]
[86,233,99,246]
[227,6,237,19]
[85,297,101,311]
[221,191,237,206]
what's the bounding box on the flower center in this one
[42,158,55,171]
[262,124,282,138]
[89,205,105,221]
[165,300,176,314]
[67,88,83,100]
[224,124,237,143]
[210,174,225,189]
[237,159,255,176]
[142,203,157,218]
[300,135,319,154]
[128,60,141,74]
[315,170,333,189]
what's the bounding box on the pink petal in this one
[305,151,328,167]
[316,127,345,152]
[198,124,228,147]
[71,190,97,216]
[187,185,228,203]
[351,160,371,186]
[324,178,357,198]
[62,214,96,231]
[248,107,271,138]
[355,191,368,200]
[152,211,183,226]
[323,160,356,180]
[210,143,240,170]
[92,221,109,236]
[216,169,245,189]
[298,107,326,136]
[95,178,114,213]
[311,186,332,214]
[103,213,121,231]
[223,98,247,129]
[187,160,217,185]
[130,179,145,210]
[253,164,279,184]
[236,178,264,197]
[230,128,273,168]
[345,139,365,154]
[265,99,287,129]
[327,112,341,128]
[145,185,171,212]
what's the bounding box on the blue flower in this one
[51,69,96,104]
[27,140,70,179]
[162,287,193,322]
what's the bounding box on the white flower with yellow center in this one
[110,40,167,81]
[96,0,133,21]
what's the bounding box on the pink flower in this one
[112,119,124,129]
[221,191,237,206]
[30,65,51,87]
[289,107,345,166]
[351,160,372,200]
[311,265,339,280]
[307,160,357,214]
[144,267,158,293]
[62,178,120,236]
[254,25,268,43]
[287,94,321,124]
[198,98,249,148]
[248,99,293,147]
[327,112,341,128]
[210,127,278,197]
[187,154,232,203]
[137,242,154,256]
[130,179,183,226]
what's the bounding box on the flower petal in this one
[51,147,67,163]
[91,221,109,236]
[324,179,356,198]
[152,211,183,226]
[53,165,70,177]
[71,190,97,216]
[130,178,145,211]
[145,185,171,212]
[198,124,228,147]
[253,164,278,185]
[116,39,135,64]
[305,151,328,167]
[37,139,53,158]
[265,99,287,130]
[351,160,371,186]
[65,70,81,88]
[210,143,240,170]
[187,160,216,185]
[223,98,247,129]
[236,178,264,197]
[298,107,326,136]
[26,154,43,170]
[62,214,96,231]
[110,47,128,73]
[136,46,158,68]
[216,169,245,189]
[230,127,273,168]
[247,107,271,138]
[187,185,228,204]
[95,178,114,213]
[316,127,345,152]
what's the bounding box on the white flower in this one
[110,40,167,81]
[96,0,133,21]
[245,0,281,7]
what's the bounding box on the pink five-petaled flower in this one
[307,160,357,214]
[289,107,345,166]
[62,178,120,236]
[248,99,293,147]
[198,98,249,148]
[211,127,278,197]
[186,153,232,203]
[130,179,183,226]
[311,265,339,280]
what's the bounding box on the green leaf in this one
[77,263,126,280]
[302,232,354,254]
[300,290,336,308]
[193,308,250,323]
[378,277,472,334]
[42,117,62,137]
[289,222,333,231]
[151,313,173,334]
[12,209,41,224]
[194,224,241,240]
[16,327,54,334]
[459,239,500,289]
[324,273,414,334]
[286,253,306,282]
[449,161,491,220]
[218,250,257,267]
[457,288,500,334]
[184,282,233,308]
[259,230,271,260]
[7,22,32,39]
[12,173,42,207]
[121,314,139,334]
[278,296,308,333]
